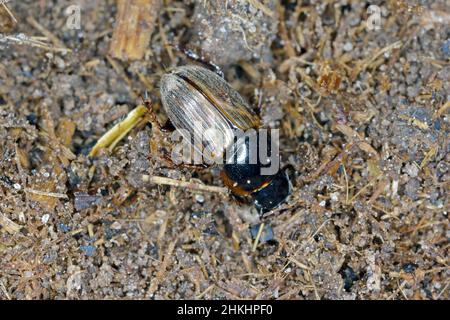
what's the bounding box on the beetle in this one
[159,65,291,214]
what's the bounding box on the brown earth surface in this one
[0,0,448,299]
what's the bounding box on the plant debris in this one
[0,0,448,300]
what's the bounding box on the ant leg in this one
[169,44,224,78]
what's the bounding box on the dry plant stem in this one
[350,173,382,203]
[0,212,21,234]
[89,105,148,157]
[251,222,265,252]
[147,239,177,296]
[433,101,449,119]
[342,164,349,205]
[105,55,137,99]
[0,280,11,300]
[109,0,161,60]
[351,41,403,80]
[280,219,333,274]
[2,34,67,52]
[142,175,229,194]
[24,188,69,199]
[1,1,17,23]
[306,270,321,300]
[196,284,215,299]
[26,16,70,52]
[247,0,274,17]
[278,4,295,58]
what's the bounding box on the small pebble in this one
[13,183,22,190]
[405,179,420,200]
[58,223,70,233]
[195,194,205,204]
[343,42,353,52]
[330,192,339,202]
[111,221,122,230]
[41,214,50,224]
[54,56,66,70]
[402,263,418,273]
[339,265,359,291]
[74,192,102,211]
[80,245,96,257]
[403,163,419,178]
[442,39,450,57]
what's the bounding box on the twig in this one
[342,165,349,205]
[280,219,333,275]
[0,213,21,234]
[247,0,274,17]
[307,219,333,243]
[252,222,265,252]
[0,280,11,300]
[278,3,295,58]
[349,174,382,203]
[351,41,403,80]
[26,16,70,52]
[279,56,315,73]
[142,175,229,194]
[435,280,449,300]
[24,188,69,199]
[89,105,148,157]
[0,33,67,52]
[433,101,450,119]
[196,284,215,299]
[288,257,311,271]
[147,239,177,296]
[1,0,17,24]
[306,270,321,300]
[397,280,409,300]
[305,97,324,130]
[109,0,162,60]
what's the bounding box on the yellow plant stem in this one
[89,105,148,157]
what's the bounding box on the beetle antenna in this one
[161,62,169,73]
[167,43,224,78]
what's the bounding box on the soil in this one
[0,0,448,300]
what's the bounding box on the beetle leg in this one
[140,93,163,131]
[161,152,209,170]
[143,97,194,167]
[139,93,177,133]
[160,119,176,133]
